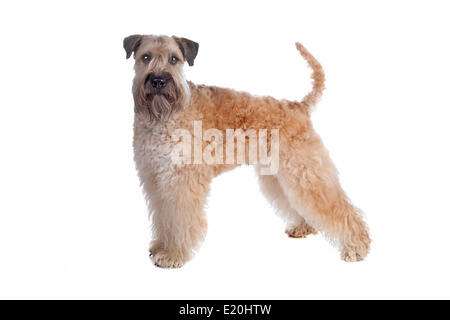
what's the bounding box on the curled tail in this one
[295,42,325,113]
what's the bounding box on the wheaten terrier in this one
[124,34,371,268]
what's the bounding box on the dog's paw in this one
[340,243,370,262]
[149,241,164,257]
[151,252,186,268]
[340,231,371,262]
[285,223,317,238]
[341,249,364,262]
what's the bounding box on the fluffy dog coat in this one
[124,35,370,268]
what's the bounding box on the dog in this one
[124,34,371,268]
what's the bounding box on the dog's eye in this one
[142,54,151,63]
[169,55,179,65]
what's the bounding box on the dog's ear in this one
[173,36,199,66]
[123,34,142,59]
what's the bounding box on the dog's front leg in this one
[143,171,210,268]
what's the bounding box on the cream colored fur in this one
[125,35,371,268]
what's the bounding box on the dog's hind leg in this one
[257,173,316,238]
[143,170,210,268]
[276,137,371,262]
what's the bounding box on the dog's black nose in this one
[151,77,166,89]
[146,73,171,92]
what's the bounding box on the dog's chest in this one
[133,118,179,178]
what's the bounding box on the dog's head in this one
[123,35,199,122]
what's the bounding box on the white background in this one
[0,0,449,299]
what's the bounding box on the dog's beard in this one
[136,81,186,123]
